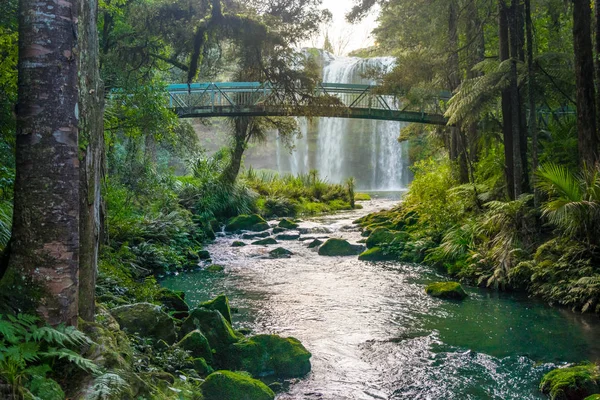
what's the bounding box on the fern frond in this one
[85,372,131,400]
[39,348,100,374]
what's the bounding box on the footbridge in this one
[166,82,450,125]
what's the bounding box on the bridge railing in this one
[166,82,449,117]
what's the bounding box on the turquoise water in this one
[161,199,600,399]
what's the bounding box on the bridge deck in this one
[166,82,450,125]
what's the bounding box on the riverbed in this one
[161,198,600,400]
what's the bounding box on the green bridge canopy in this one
[166,82,450,125]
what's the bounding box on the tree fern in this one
[85,372,131,400]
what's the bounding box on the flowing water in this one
[274,55,411,190]
[161,198,600,400]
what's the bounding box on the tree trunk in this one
[11,0,80,326]
[573,0,599,167]
[509,0,524,197]
[525,0,539,206]
[595,0,600,149]
[221,117,249,184]
[500,0,515,199]
[78,0,105,322]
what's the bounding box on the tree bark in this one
[525,0,539,206]
[572,0,599,167]
[78,0,105,322]
[509,0,524,197]
[11,0,80,325]
[500,0,515,199]
[221,117,250,184]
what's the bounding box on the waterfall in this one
[274,53,411,190]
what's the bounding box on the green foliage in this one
[540,363,600,400]
[0,314,99,399]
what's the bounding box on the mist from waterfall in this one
[276,54,411,191]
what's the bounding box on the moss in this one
[242,231,270,239]
[540,364,600,400]
[275,233,300,241]
[177,330,213,362]
[366,228,398,249]
[198,250,211,260]
[233,334,312,378]
[318,238,364,256]
[157,288,188,319]
[279,218,299,229]
[358,247,396,261]
[307,239,323,249]
[206,264,225,272]
[232,241,247,247]
[354,193,371,201]
[193,357,214,376]
[252,238,278,245]
[270,247,293,258]
[201,370,275,400]
[272,227,287,234]
[225,214,270,233]
[199,294,232,324]
[584,395,600,400]
[110,303,177,344]
[425,282,468,300]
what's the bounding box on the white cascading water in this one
[276,53,411,190]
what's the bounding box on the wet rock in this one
[180,309,242,358]
[232,241,247,247]
[540,363,600,400]
[279,218,299,230]
[318,238,364,256]
[276,233,300,241]
[307,239,323,249]
[176,330,213,362]
[252,238,278,245]
[425,282,468,300]
[198,250,211,260]
[233,334,312,378]
[193,357,214,376]
[358,247,396,262]
[242,231,271,239]
[226,214,270,233]
[206,264,225,272]
[272,227,288,234]
[366,228,400,248]
[199,294,232,324]
[201,370,275,400]
[270,247,293,259]
[111,303,177,344]
[299,226,333,234]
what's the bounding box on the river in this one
[161,196,600,400]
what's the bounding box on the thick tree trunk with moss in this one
[11,0,80,325]
[221,117,250,184]
[78,0,105,322]
[509,0,523,197]
[572,0,599,167]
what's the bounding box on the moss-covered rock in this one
[307,239,323,249]
[275,233,300,241]
[232,241,247,247]
[198,250,211,260]
[199,294,232,324]
[270,247,293,259]
[366,228,400,248]
[180,309,242,363]
[157,288,189,319]
[272,227,287,234]
[226,214,270,233]
[318,238,364,256]
[201,370,275,400]
[233,334,312,378]
[584,395,600,400]
[540,364,600,400]
[425,282,468,300]
[205,264,225,273]
[279,218,299,230]
[252,238,278,246]
[358,247,396,261]
[193,357,214,376]
[176,330,213,362]
[111,303,177,344]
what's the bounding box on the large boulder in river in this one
[201,370,275,400]
[269,247,293,259]
[199,294,232,324]
[233,334,312,378]
[318,238,364,256]
[425,282,468,300]
[181,309,242,362]
[540,364,600,400]
[225,214,269,233]
[111,303,177,344]
[358,247,396,261]
[176,330,213,363]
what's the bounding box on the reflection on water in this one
[161,199,600,400]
